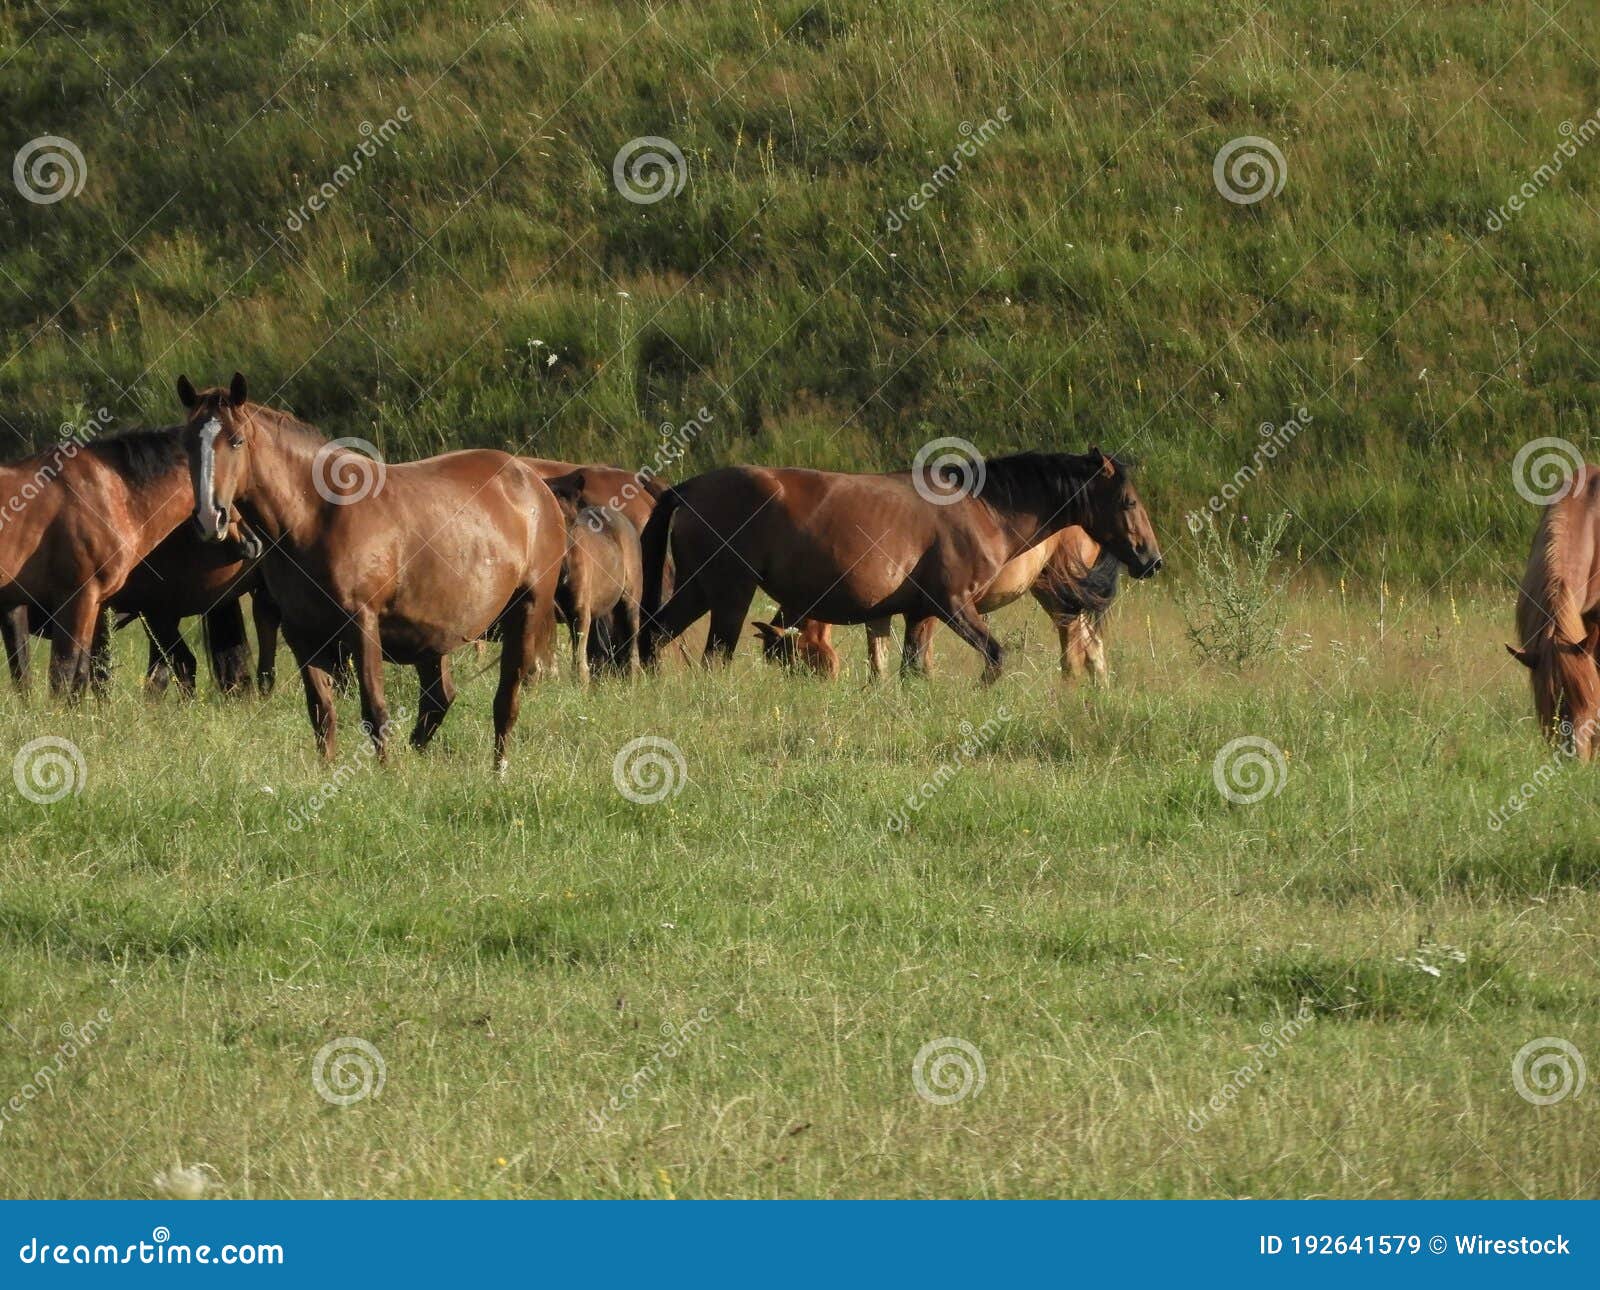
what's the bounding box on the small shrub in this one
[1177,512,1291,668]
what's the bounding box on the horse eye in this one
[228,435,245,449]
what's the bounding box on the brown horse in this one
[1,521,276,698]
[523,458,662,534]
[178,373,565,770]
[1507,465,1600,757]
[0,426,201,696]
[547,472,644,682]
[764,526,1128,681]
[641,450,1160,680]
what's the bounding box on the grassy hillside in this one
[3,0,1600,579]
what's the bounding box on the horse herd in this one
[0,369,1580,771]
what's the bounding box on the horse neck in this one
[1523,490,1597,647]
[84,451,194,547]
[980,478,1089,560]
[237,406,326,543]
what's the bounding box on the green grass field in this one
[3,0,1600,1199]
[0,592,1595,1198]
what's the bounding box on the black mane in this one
[84,425,186,485]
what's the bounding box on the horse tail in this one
[639,486,681,660]
[201,598,252,696]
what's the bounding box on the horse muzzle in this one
[1130,553,1164,579]
[192,504,230,544]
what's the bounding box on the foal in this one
[548,472,644,682]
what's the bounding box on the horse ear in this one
[752,621,779,641]
[228,372,248,407]
[1097,449,1116,478]
[176,375,197,409]
[1505,643,1538,669]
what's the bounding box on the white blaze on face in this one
[197,417,223,536]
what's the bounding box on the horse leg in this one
[492,598,540,774]
[1071,614,1108,684]
[900,615,937,678]
[865,617,893,680]
[940,603,1005,683]
[252,589,280,695]
[703,582,757,666]
[87,610,113,699]
[350,612,390,761]
[144,615,198,697]
[643,580,709,667]
[2,606,30,694]
[570,604,592,685]
[204,599,251,695]
[411,654,456,750]
[620,599,643,678]
[298,662,338,760]
[48,594,101,700]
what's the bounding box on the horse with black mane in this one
[640,449,1160,682]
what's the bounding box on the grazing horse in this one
[178,373,565,771]
[0,426,201,696]
[1507,465,1600,757]
[547,472,644,682]
[641,450,1160,681]
[764,526,1129,681]
[523,458,662,534]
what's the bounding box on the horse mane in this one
[1518,494,1600,734]
[244,401,327,446]
[972,450,1117,525]
[1038,544,1123,618]
[83,425,186,486]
